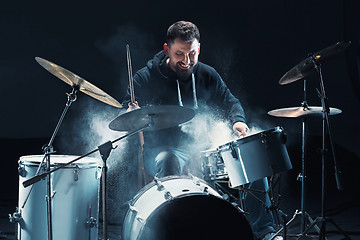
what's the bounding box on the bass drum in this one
[122,175,254,240]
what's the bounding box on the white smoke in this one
[180,111,267,151]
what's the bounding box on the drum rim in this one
[18,154,101,167]
[217,126,283,151]
[129,175,215,206]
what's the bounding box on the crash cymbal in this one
[279,41,351,85]
[35,57,122,108]
[268,106,342,118]
[109,105,195,132]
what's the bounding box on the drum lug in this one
[136,215,146,224]
[164,191,173,200]
[230,143,238,159]
[18,166,27,177]
[9,208,22,223]
[261,133,267,145]
[74,166,79,181]
[96,166,102,179]
[189,173,201,186]
[86,217,97,228]
[154,177,165,191]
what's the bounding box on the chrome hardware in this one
[9,208,22,223]
[164,191,173,200]
[154,177,165,191]
[96,166,102,179]
[74,166,79,181]
[18,166,27,177]
[86,217,97,228]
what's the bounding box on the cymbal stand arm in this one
[46,86,78,240]
[20,86,78,240]
[47,86,78,149]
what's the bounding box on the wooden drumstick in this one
[126,44,148,188]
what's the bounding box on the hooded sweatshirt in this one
[123,50,246,148]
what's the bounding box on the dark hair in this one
[166,21,200,45]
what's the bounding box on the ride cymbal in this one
[279,41,351,85]
[268,106,342,118]
[109,105,195,132]
[35,57,122,108]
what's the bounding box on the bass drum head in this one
[138,194,254,240]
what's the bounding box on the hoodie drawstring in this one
[176,73,198,109]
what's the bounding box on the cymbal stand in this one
[22,123,150,240]
[16,86,78,240]
[297,55,350,240]
[270,79,323,239]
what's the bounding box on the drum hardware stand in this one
[272,80,323,240]
[11,86,78,240]
[212,180,249,215]
[229,175,288,238]
[22,123,150,240]
[296,55,350,240]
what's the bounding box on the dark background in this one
[1,0,360,238]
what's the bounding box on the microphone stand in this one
[297,55,350,240]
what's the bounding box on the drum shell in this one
[218,127,292,187]
[17,155,101,240]
[123,175,254,240]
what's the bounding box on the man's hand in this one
[233,121,250,138]
[127,101,140,112]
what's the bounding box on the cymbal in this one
[109,105,195,132]
[268,106,342,118]
[35,57,122,108]
[279,41,351,85]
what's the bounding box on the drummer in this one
[124,21,281,240]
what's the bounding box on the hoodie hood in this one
[147,50,198,82]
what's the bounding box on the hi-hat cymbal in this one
[279,41,351,85]
[35,57,122,108]
[109,105,195,132]
[268,106,342,118]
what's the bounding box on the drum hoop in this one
[130,175,212,206]
[217,126,283,151]
[18,155,101,168]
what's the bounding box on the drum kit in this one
[9,41,351,240]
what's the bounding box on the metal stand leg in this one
[298,54,349,240]
[98,141,114,240]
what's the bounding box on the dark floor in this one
[1,137,360,239]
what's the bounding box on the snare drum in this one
[218,127,292,187]
[199,149,228,181]
[122,175,254,240]
[17,155,102,240]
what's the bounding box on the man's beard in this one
[174,62,194,81]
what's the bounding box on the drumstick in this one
[126,44,148,187]
[126,44,135,104]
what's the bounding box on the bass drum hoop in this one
[123,175,254,240]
